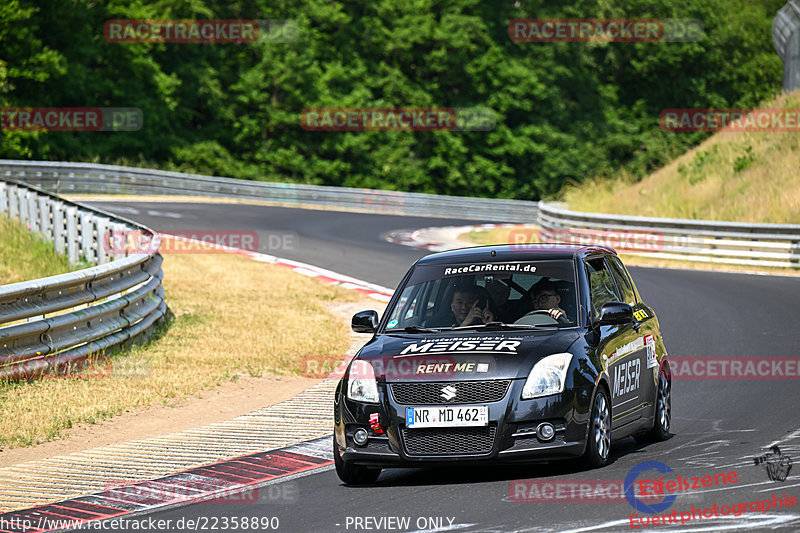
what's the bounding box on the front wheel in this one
[333,435,382,484]
[634,372,671,443]
[582,387,611,469]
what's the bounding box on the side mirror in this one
[597,302,633,327]
[351,310,379,333]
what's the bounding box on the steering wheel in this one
[522,309,557,317]
[515,309,567,325]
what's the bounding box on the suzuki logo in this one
[440,385,457,401]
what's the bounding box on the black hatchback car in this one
[334,244,671,484]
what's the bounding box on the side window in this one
[423,279,447,321]
[585,257,624,317]
[607,256,637,305]
[387,284,423,328]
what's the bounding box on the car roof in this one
[415,244,616,265]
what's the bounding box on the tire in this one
[634,372,671,443]
[582,387,612,469]
[333,435,382,484]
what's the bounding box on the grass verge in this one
[560,89,800,224]
[0,216,80,285]
[0,242,362,449]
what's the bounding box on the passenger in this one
[431,284,496,327]
[455,286,497,326]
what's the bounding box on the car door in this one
[607,255,660,415]
[584,255,645,429]
[608,256,666,416]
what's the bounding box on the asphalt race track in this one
[86,201,800,532]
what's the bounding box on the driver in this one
[531,280,567,322]
[505,278,568,323]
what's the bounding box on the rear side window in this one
[585,257,623,317]
[607,256,637,305]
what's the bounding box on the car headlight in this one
[521,353,573,399]
[347,360,380,403]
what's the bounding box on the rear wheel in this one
[634,372,671,443]
[333,435,382,484]
[582,387,611,468]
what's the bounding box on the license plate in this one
[406,406,489,428]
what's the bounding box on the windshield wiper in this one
[386,325,441,333]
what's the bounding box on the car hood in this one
[355,330,581,382]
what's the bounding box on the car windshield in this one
[384,260,578,331]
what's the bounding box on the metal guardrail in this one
[538,202,800,269]
[0,179,167,380]
[2,158,799,279]
[0,160,539,223]
[774,0,800,92]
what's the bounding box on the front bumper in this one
[334,378,592,467]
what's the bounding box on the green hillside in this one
[0,0,784,200]
[561,90,800,223]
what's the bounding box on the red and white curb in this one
[383,224,522,252]
[0,437,333,533]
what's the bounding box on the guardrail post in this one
[52,201,66,255]
[80,211,96,264]
[38,197,52,239]
[19,189,30,228]
[111,222,128,259]
[65,206,79,265]
[27,192,39,232]
[0,182,7,215]
[8,184,19,219]
[96,216,110,264]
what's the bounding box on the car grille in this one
[364,438,393,453]
[401,426,497,456]
[508,433,566,451]
[390,380,511,405]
